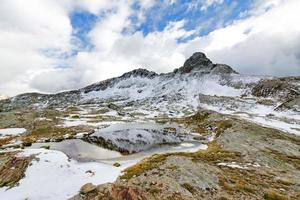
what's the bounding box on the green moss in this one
[41,145,50,149]
[120,154,169,180]
[264,190,287,200]
[65,106,81,112]
[148,187,162,194]
[214,120,232,137]
[181,183,196,194]
[189,141,240,162]
[235,182,255,193]
[120,141,239,181]
[71,115,80,119]
[267,149,300,170]
[113,162,121,167]
[218,197,229,200]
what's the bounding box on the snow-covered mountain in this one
[1,52,299,114]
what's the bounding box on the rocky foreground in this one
[0,52,299,200]
[70,111,300,200]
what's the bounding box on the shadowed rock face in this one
[81,69,158,93]
[120,68,158,79]
[252,77,300,100]
[174,52,237,75]
[175,52,213,74]
[211,64,238,74]
[183,52,213,68]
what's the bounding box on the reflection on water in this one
[29,139,122,161]
[29,139,207,163]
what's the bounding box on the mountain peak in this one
[184,52,213,68]
[174,52,213,74]
[175,52,238,74]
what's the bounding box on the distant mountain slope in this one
[0,52,299,115]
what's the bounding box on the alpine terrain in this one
[0,52,299,200]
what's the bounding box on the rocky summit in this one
[0,52,299,200]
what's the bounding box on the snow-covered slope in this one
[1,52,263,108]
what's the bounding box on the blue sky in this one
[0,0,300,95]
[70,11,98,51]
[136,0,252,35]
[70,0,253,49]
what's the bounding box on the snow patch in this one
[0,149,135,200]
[0,128,26,138]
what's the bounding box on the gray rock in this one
[211,64,238,74]
[80,183,97,194]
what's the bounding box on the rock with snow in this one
[80,183,97,194]
[252,77,300,100]
[84,122,193,153]
[178,52,213,74]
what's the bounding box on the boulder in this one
[80,183,97,194]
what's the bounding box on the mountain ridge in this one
[81,52,238,94]
[0,52,299,115]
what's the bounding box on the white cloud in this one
[0,0,73,95]
[0,0,299,96]
[201,0,300,75]
[201,0,224,11]
[187,0,224,11]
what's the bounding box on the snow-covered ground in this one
[241,115,300,135]
[57,116,124,128]
[0,128,26,138]
[0,149,137,200]
[217,162,261,170]
[0,139,208,200]
[199,99,300,136]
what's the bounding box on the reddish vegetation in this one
[111,185,142,200]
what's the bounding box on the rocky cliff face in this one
[174,52,237,75]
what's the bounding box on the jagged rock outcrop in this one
[174,52,237,75]
[176,52,213,73]
[211,64,238,74]
[251,77,300,100]
[81,69,157,94]
[120,68,158,79]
